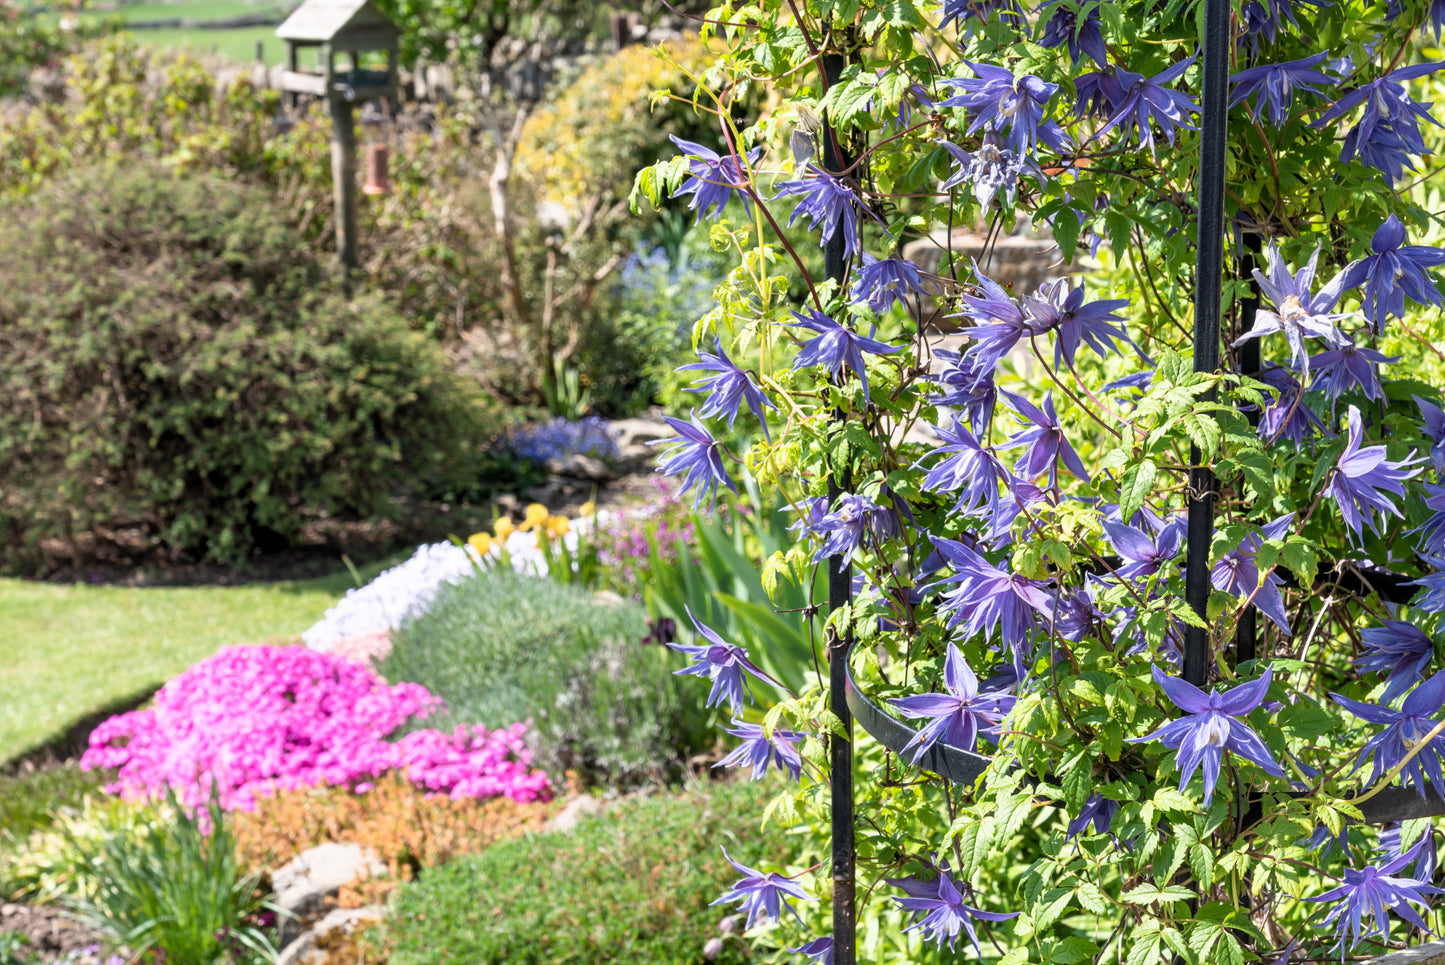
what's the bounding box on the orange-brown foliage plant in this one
[233,773,554,907]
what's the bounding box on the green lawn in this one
[0,568,368,764]
[62,0,294,63]
[122,25,281,63]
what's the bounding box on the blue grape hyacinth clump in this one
[509,417,620,467]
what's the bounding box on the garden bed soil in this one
[0,902,111,963]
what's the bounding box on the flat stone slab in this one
[1369,942,1445,965]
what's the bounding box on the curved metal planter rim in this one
[843,643,1445,826]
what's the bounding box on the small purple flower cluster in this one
[80,645,551,811]
[595,478,696,592]
[509,417,620,467]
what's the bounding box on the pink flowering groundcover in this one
[80,644,551,811]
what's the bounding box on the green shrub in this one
[387,779,777,965]
[0,162,495,571]
[385,569,691,783]
[66,793,273,965]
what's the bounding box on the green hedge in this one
[385,569,692,783]
[387,779,777,965]
[0,163,494,570]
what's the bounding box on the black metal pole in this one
[821,50,857,965]
[1234,231,1263,665]
[1185,0,1230,688]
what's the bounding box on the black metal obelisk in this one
[1185,0,1231,688]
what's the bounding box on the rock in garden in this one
[270,843,388,946]
[274,905,388,965]
[544,453,619,482]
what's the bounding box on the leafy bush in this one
[81,645,550,812]
[385,570,691,783]
[0,163,494,570]
[386,779,776,965]
[232,772,552,904]
[67,793,274,965]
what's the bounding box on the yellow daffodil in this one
[494,517,515,541]
[467,532,495,556]
[518,503,550,532]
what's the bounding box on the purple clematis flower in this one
[930,536,1052,652]
[1324,405,1424,540]
[1037,0,1108,67]
[938,131,1041,210]
[852,253,931,315]
[715,719,806,781]
[1357,620,1435,706]
[1022,279,1133,367]
[1066,793,1119,840]
[1097,56,1200,156]
[1305,848,1443,953]
[1342,120,1420,186]
[1239,0,1317,49]
[810,492,888,563]
[1340,215,1445,332]
[651,413,737,510]
[999,390,1091,485]
[668,607,783,714]
[1416,395,1445,474]
[1231,243,1354,373]
[1257,364,1329,448]
[928,348,997,437]
[773,166,875,259]
[918,418,1006,514]
[940,0,1029,31]
[1316,62,1445,158]
[1390,0,1445,38]
[668,135,762,222]
[938,61,1071,157]
[1128,665,1286,808]
[1377,823,1438,882]
[1074,66,1128,120]
[889,644,1014,761]
[957,265,1032,367]
[711,848,815,928]
[1333,669,1445,797]
[1229,53,1335,127]
[1412,558,1445,614]
[677,339,774,437]
[1414,482,1445,556]
[1049,585,1108,642]
[789,308,903,404]
[1306,341,1399,404]
[1212,513,1295,633]
[1104,516,1184,581]
[789,937,834,965]
[887,864,1018,953]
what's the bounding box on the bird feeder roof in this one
[276,0,400,50]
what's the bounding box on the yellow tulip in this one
[494,517,515,541]
[518,503,550,532]
[467,532,494,556]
